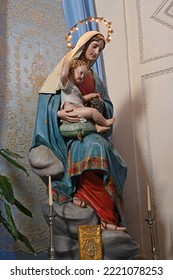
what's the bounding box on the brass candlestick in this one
[48,204,56,260]
[145,211,159,260]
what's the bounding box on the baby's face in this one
[73,65,88,84]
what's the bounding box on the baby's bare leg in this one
[73,107,115,126]
[63,102,78,111]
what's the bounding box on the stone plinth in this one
[41,199,139,260]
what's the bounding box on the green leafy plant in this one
[0,149,35,254]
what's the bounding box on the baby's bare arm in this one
[83,92,100,102]
[60,60,70,87]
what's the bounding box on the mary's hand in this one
[57,109,79,123]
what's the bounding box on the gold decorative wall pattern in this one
[0,0,68,253]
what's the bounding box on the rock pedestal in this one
[41,199,139,260]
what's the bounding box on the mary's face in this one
[85,40,104,62]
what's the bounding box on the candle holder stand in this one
[48,204,57,260]
[145,211,159,260]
